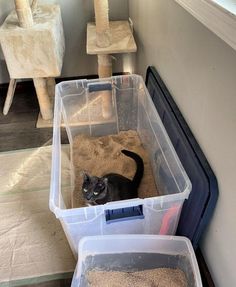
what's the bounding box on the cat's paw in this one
[86,202,96,207]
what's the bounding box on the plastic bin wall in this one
[50,75,192,256]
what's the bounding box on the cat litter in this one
[86,268,188,287]
[50,75,191,256]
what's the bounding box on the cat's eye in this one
[83,188,88,193]
[93,191,99,195]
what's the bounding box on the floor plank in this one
[0,83,53,152]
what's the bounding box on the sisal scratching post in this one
[46,77,56,100]
[97,54,112,78]
[97,54,112,118]
[31,0,38,12]
[15,0,34,28]
[94,0,113,119]
[33,78,53,120]
[94,0,111,48]
[1,1,65,121]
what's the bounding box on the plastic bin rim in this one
[78,234,194,252]
[55,74,144,92]
[49,184,191,219]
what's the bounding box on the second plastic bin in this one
[50,75,192,256]
[71,235,202,287]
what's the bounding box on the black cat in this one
[82,150,144,205]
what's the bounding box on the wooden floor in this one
[0,81,53,152]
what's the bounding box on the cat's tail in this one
[121,149,144,189]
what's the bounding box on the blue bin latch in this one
[88,83,112,93]
[105,205,144,224]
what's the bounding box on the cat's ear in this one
[81,171,90,181]
[103,177,108,185]
[84,173,90,181]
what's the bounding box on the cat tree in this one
[0,0,65,120]
[87,0,137,118]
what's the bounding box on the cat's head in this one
[81,172,108,204]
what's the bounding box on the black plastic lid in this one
[146,66,218,249]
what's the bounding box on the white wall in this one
[0,0,129,83]
[129,0,236,286]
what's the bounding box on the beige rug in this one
[0,146,75,286]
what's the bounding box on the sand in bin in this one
[72,130,158,208]
[87,268,188,287]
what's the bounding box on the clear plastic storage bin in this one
[71,235,202,287]
[50,75,192,256]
